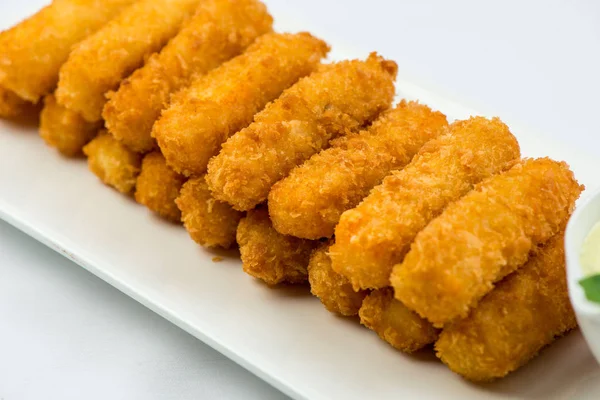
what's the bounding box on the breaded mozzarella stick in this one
[237,208,317,285]
[56,0,202,122]
[269,100,447,239]
[39,93,101,156]
[135,152,186,222]
[207,52,397,211]
[83,131,142,194]
[0,0,136,103]
[0,86,33,118]
[330,117,520,290]
[435,232,576,381]
[103,0,273,153]
[308,240,367,316]
[359,288,439,353]
[176,177,242,249]
[392,158,583,327]
[153,32,329,176]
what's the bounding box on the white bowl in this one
[566,187,600,364]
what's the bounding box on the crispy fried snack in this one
[176,177,242,248]
[153,32,329,176]
[269,100,447,239]
[330,117,520,290]
[237,208,317,285]
[0,86,33,118]
[393,158,583,327]
[359,288,439,353]
[83,131,142,194]
[308,240,367,316]
[207,53,397,211]
[435,232,576,381]
[0,0,136,103]
[103,0,273,153]
[56,0,202,122]
[135,152,186,222]
[39,93,101,156]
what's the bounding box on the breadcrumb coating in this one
[56,0,202,122]
[435,232,576,381]
[392,158,583,327]
[330,117,520,290]
[0,86,33,119]
[308,240,367,316]
[103,0,273,153]
[269,100,447,239]
[135,151,186,222]
[83,131,142,194]
[0,0,136,103]
[39,93,101,156]
[359,288,439,353]
[207,52,398,211]
[153,32,329,176]
[176,176,242,248]
[237,208,317,285]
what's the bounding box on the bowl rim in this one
[566,186,600,317]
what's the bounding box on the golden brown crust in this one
[0,0,136,103]
[0,86,33,119]
[135,151,186,222]
[359,288,439,353]
[392,158,583,327]
[237,208,317,285]
[435,232,577,381]
[308,240,367,316]
[330,117,521,290]
[268,100,448,239]
[39,93,101,156]
[207,52,397,211]
[175,176,242,248]
[82,131,142,194]
[153,32,329,176]
[56,0,202,122]
[103,0,273,153]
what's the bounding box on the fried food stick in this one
[83,131,142,194]
[435,232,576,381]
[207,53,397,211]
[269,100,448,239]
[0,0,136,103]
[153,32,329,176]
[393,158,583,327]
[0,87,34,118]
[56,0,202,122]
[359,288,439,353]
[330,117,521,290]
[175,177,242,249]
[135,152,186,222]
[237,208,317,285]
[308,240,368,316]
[103,0,273,153]
[39,93,102,156]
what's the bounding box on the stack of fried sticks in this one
[0,0,584,382]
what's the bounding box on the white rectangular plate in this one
[2,2,600,399]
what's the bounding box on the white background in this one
[1,0,599,399]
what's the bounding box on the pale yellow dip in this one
[581,221,600,275]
